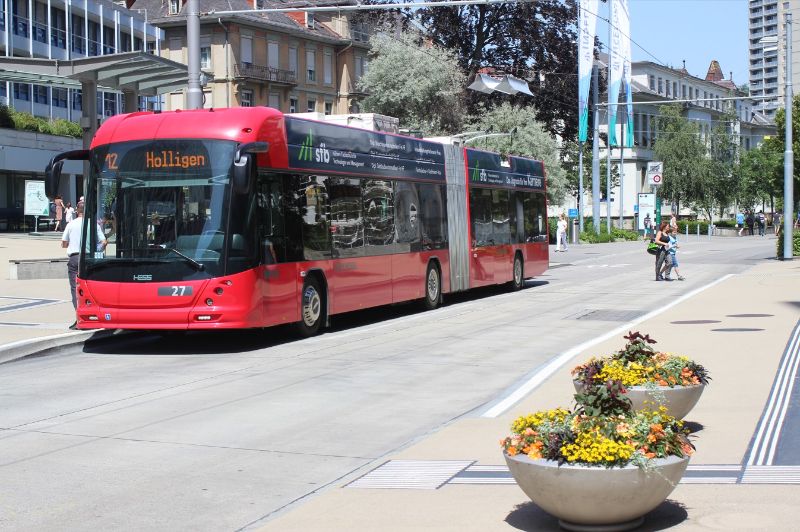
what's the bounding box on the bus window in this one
[363,179,394,254]
[299,176,331,260]
[394,182,421,250]
[491,189,511,244]
[329,177,364,258]
[469,187,493,247]
[523,192,547,242]
[510,191,525,243]
[418,183,447,250]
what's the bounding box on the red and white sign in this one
[647,161,663,187]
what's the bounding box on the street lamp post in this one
[783,7,794,260]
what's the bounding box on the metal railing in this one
[13,15,28,37]
[71,34,85,53]
[234,63,296,84]
[51,27,67,49]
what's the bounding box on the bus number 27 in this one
[157,286,193,297]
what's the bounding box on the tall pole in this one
[578,146,584,232]
[619,120,625,227]
[186,0,203,110]
[783,6,794,260]
[606,108,612,233]
[592,64,601,233]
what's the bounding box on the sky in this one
[596,0,748,87]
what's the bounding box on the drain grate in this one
[671,320,721,325]
[573,309,643,322]
[346,460,473,490]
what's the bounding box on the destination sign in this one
[465,149,545,191]
[285,117,446,181]
[101,149,210,171]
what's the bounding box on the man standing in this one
[61,204,106,329]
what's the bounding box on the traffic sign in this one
[646,161,664,187]
[568,208,578,217]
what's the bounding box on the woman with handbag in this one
[654,221,671,281]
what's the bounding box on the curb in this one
[0,330,105,365]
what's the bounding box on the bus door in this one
[257,174,298,325]
[491,190,513,283]
[469,188,494,286]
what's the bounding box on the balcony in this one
[234,63,296,85]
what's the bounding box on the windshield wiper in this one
[164,248,205,271]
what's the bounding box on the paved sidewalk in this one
[0,234,81,349]
[259,259,800,531]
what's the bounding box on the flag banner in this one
[620,0,633,147]
[607,0,630,147]
[578,0,599,143]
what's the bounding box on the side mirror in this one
[233,142,269,195]
[45,149,90,199]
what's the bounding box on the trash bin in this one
[571,219,579,244]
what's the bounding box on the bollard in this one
[685,224,688,238]
[696,224,700,239]
[571,219,579,244]
[708,223,712,240]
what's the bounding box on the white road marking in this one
[480,274,736,418]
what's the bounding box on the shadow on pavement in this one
[505,499,688,531]
[81,280,550,356]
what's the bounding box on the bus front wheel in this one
[297,277,324,337]
[423,262,441,310]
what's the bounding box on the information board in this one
[637,192,656,231]
[24,180,50,217]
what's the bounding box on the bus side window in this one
[469,188,492,247]
[417,183,447,250]
[394,182,421,251]
[299,176,332,260]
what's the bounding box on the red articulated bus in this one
[46,107,548,335]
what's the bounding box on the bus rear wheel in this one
[510,254,524,291]
[423,262,441,310]
[297,277,324,337]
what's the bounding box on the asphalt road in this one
[0,235,778,531]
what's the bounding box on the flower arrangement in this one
[572,331,710,389]
[500,380,694,468]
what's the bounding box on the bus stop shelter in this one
[0,52,199,150]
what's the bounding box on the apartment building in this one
[130,0,371,114]
[748,0,800,118]
[1,0,162,117]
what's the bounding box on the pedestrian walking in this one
[61,204,106,329]
[746,211,755,236]
[736,212,745,236]
[643,213,652,238]
[64,202,75,224]
[774,212,782,236]
[556,213,568,252]
[53,195,65,232]
[757,211,766,236]
[654,221,671,281]
[662,227,685,281]
[669,212,678,231]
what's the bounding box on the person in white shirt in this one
[556,213,568,252]
[64,202,75,224]
[61,204,107,329]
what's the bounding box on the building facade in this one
[748,0,800,119]
[568,59,775,222]
[131,0,371,115]
[0,0,163,226]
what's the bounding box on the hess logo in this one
[315,142,330,164]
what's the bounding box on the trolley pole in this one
[783,7,794,260]
[186,0,203,110]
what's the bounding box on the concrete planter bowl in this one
[573,381,705,420]
[504,453,689,531]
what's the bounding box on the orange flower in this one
[681,442,694,456]
[507,447,518,456]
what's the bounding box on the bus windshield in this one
[82,139,239,282]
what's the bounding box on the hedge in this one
[0,105,82,138]
[776,232,800,258]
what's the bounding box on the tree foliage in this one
[736,140,782,210]
[562,140,620,203]
[358,33,466,135]
[414,0,579,140]
[702,116,739,218]
[465,103,568,205]
[772,94,800,208]
[652,105,707,212]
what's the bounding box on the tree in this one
[562,140,620,203]
[358,33,466,136]
[736,141,782,210]
[703,116,739,219]
[465,103,568,205]
[414,0,580,140]
[771,94,800,208]
[652,105,707,213]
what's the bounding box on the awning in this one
[0,52,204,96]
